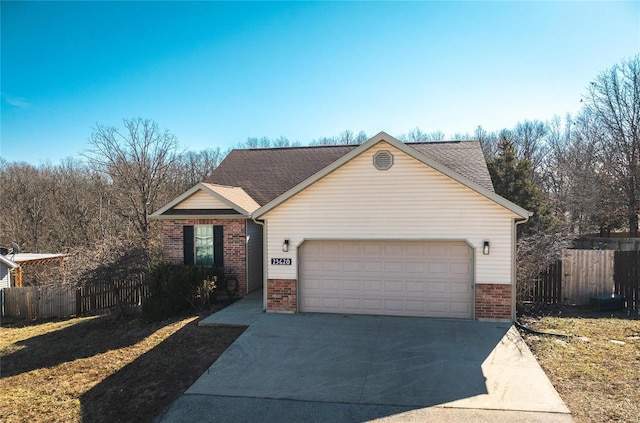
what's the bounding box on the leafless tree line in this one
[1,56,637,286]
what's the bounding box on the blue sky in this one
[1,1,639,165]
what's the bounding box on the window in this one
[194,225,214,266]
[183,225,223,267]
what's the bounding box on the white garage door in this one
[299,240,473,318]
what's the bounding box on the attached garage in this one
[155,131,532,322]
[299,240,473,318]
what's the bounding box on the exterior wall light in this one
[282,239,289,252]
[483,240,490,255]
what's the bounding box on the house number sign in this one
[271,258,292,265]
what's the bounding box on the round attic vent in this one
[373,150,393,170]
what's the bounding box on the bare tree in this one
[85,118,182,249]
[170,148,224,192]
[583,55,640,236]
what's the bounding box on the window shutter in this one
[183,225,194,265]
[213,225,224,267]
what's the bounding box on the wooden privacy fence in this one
[529,249,640,312]
[615,251,640,312]
[2,284,76,320]
[562,249,615,305]
[2,276,149,320]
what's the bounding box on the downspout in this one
[252,217,267,312]
[512,214,531,321]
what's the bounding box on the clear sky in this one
[1,1,639,165]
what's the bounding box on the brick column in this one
[266,279,297,313]
[475,284,512,321]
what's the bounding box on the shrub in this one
[142,263,223,321]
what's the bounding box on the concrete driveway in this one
[156,300,572,422]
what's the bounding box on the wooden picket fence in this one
[1,275,149,320]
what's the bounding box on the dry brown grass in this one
[521,308,640,423]
[0,314,245,423]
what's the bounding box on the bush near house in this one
[142,264,223,321]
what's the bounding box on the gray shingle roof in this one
[206,140,493,206]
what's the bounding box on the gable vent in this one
[373,150,393,170]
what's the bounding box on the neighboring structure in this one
[0,253,67,288]
[0,254,19,289]
[152,132,531,321]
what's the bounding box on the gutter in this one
[252,217,267,312]
[512,214,532,321]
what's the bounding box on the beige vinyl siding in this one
[174,190,231,209]
[246,220,264,293]
[262,142,518,285]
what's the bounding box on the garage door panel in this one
[406,281,425,293]
[384,299,404,312]
[363,243,383,255]
[322,261,340,272]
[406,262,426,274]
[363,262,382,272]
[384,262,403,273]
[323,279,340,290]
[451,244,472,257]
[342,261,362,272]
[342,298,361,310]
[300,241,473,318]
[406,300,426,312]
[343,279,362,291]
[428,244,448,255]
[363,298,383,310]
[451,262,471,275]
[451,302,472,314]
[341,243,362,255]
[405,243,427,256]
[451,282,471,295]
[384,281,403,292]
[428,262,447,275]
[363,280,383,291]
[427,301,448,313]
[428,281,450,294]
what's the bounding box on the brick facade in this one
[162,218,248,296]
[266,279,297,313]
[475,284,512,321]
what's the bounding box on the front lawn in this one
[520,307,640,423]
[0,314,244,423]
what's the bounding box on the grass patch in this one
[520,307,640,423]
[0,314,245,423]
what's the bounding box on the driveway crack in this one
[358,316,384,403]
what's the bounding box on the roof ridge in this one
[233,144,360,152]
[406,140,480,145]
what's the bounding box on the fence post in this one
[76,286,82,316]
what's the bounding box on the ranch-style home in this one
[151,132,530,321]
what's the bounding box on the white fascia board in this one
[0,254,19,269]
[151,214,250,220]
[253,131,531,219]
[150,183,251,219]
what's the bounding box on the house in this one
[151,132,530,321]
[0,254,19,289]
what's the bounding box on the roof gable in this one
[207,137,496,206]
[252,132,530,219]
[151,183,259,218]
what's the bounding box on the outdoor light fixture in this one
[483,240,490,255]
[282,239,289,252]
